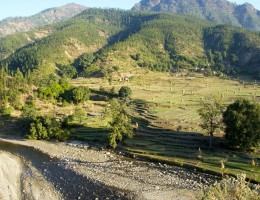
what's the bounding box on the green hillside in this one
[0,9,260,80]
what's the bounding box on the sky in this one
[0,0,260,21]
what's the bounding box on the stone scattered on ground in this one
[0,136,216,199]
[0,151,62,200]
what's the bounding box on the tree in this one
[77,53,94,72]
[26,115,71,141]
[72,86,91,104]
[198,97,223,148]
[118,86,132,99]
[108,113,134,148]
[105,98,134,148]
[59,65,77,78]
[223,99,260,150]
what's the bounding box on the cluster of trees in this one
[94,86,134,148]
[204,25,260,78]
[3,18,108,75]
[37,77,91,105]
[19,102,71,141]
[198,98,260,150]
[0,67,32,114]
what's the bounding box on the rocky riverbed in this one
[0,151,62,200]
[0,134,217,199]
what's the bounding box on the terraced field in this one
[121,99,260,182]
[71,71,260,182]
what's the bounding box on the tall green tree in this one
[105,98,134,148]
[198,97,224,148]
[223,99,260,150]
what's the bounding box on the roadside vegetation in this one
[200,174,260,200]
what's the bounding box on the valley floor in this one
[0,151,61,200]
[0,133,215,200]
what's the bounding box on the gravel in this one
[0,136,217,199]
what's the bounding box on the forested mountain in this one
[0,8,260,81]
[0,3,86,38]
[132,0,260,31]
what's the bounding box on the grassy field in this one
[69,71,260,182]
[72,70,259,131]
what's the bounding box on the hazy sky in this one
[0,0,260,20]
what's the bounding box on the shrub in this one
[26,116,71,141]
[118,86,132,99]
[72,86,91,104]
[199,174,260,200]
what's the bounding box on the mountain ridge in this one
[0,3,87,38]
[132,0,260,31]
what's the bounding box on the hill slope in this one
[132,0,260,31]
[1,9,260,79]
[0,3,86,38]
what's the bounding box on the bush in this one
[26,116,71,141]
[72,86,91,104]
[223,99,260,150]
[199,174,260,200]
[118,86,132,99]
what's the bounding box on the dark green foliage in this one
[106,98,134,148]
[37,78,71,100]
[0,33,36,60]
[73,107,87,124]
[59,64,78,78]
[19,99,71,141]
[27,116,71,141]
[3,18,110,76]
[118,86,132,99]
[36,77,91,105]
[204,25,260,76]
[0,67,28,109]
[0,103,12,117]
[0,68,7,103]
[223,99,260,150]
[108,113,134,148]
[72,86,91,104]
[75,53,95,75]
